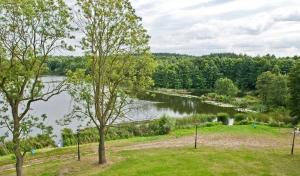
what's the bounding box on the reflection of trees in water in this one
[137,93,236,115]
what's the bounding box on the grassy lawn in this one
[96,147,300,176]
[1,125,299,176]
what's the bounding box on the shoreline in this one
[149,89,256,113]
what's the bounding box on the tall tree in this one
[0,0,72,175]
[68,0,156,164]
[256,71,275,105]
[256,71,288,108]
[289,61,300,123]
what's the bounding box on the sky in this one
[65,0,300,57]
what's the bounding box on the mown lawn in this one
[1,125,299,176]
[96,147,300,176]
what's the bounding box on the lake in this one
[0,77,236,144]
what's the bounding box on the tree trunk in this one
[12,106,23,176]
[16,154,23,176]
[13,124,23,176]
[98,126,106,164]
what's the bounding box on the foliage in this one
[247,110,292,126]
[62,117,174,146]
[233,113,247,122]
[215,78,238,97]
[44,54,298,98]
[47,56,87,75]
[64,0,156,164]
[256,71,289,108]
[152,53,297,91]
[288,60,300,123]
[0,0,72,174]
[175,114,216,129]
[201,93,232,103]
[217,113,230,125]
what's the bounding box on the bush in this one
[215,78,239,97]
[233,113,247,122]
[175,114,216,129]
[199,122,222,127]
[246,109,292,126]
[61,116,174,147]
[217,113,229,125]
[0,134,55,156]
[235,119,252,125]
[205,93,231,103]
[247,113,270,123]
[157,116,173,135]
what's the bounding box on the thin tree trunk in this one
[12,105,23,176]
[13,121,23,176]
[98,126,106,164]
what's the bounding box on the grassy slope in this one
[1,125,299,176]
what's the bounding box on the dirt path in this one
[117,134,292,151]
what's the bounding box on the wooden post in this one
[77,129,81,161]
[291,127,296,155]
[195,125,198,149]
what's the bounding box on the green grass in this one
[18,147,300,176]
[0,125,290,166]
[0,125,297,176]
[171,125,288,137]
[95,147,300,176]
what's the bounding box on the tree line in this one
[47,53,298,92]
[153,53,298,91]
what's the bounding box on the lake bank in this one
[149,88,256,113]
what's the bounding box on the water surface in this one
[0,77,236,144]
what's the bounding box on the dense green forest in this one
[47,53,298,92]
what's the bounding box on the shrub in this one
[157,116,173,135]
[199,122,221,127]
[0,134,55,156]
[61,116,174,147]
[235,119,252,125]
[247,113,270,123]
[233,113,247,122]
[217,113,229,125]
[215,78,239,97]
[175,114,216,129]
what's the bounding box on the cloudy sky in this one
[66,0,300,56]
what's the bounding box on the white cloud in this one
[64,0,300,56]
[131,0,300,56]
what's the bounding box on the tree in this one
[256,71,275,105]
[0,0,72,175]
[256,71,288,108]
[269,74,288,107]
[289,61,300,123]
[201,60,221,89]
[214,78,238,97]
[67,0,156,164]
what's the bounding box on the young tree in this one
[289,61,300,123]
[0,0,72,175]
[67,0,156,164]
[214,78,238,97]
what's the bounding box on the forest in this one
[47,53,299,91]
